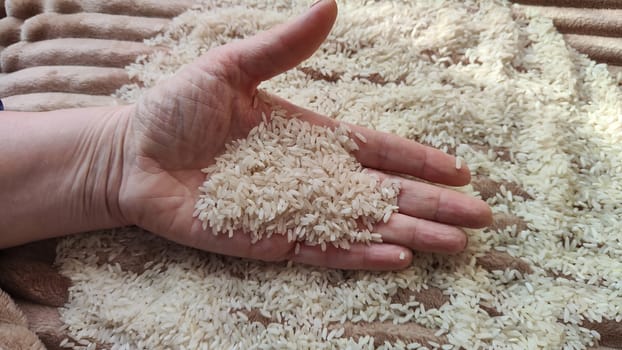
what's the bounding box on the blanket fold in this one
[521,6,622,37]
[21,12,170,42]
[17,300,72,350]
[4,0,43,20]
[2,92,120,111]
[44,0,195,18]
[0,16,22,47]
[563,34,622,65]
[0,65,132,96]
[513,0,622,8]
[1,38,158,73]
[0,289,45,350]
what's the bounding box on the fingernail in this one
[311,0,323,7]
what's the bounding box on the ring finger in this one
[374,213,467,254]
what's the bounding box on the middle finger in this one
[367,170,492,229]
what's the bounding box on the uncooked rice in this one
[354,131,368,144]
[58,0,622,349]
[193,112,400,249]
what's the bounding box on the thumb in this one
[205,0,337,90]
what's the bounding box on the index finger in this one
[262,95,471,186]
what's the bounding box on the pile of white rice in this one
[58,0,622,349]
[193,111,399,249]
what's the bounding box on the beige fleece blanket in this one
[0,0,621,349]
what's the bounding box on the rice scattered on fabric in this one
[56,0,622,349]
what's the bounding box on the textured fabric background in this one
[0,0,620,349]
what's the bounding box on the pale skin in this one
[0,0,492,270]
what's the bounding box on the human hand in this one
[114,0,492,270]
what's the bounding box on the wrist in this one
[0,105,134,248]
[72,104,134,230]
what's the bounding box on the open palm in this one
[116,0,491,270]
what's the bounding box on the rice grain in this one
[58,1,622,349]
[193,112,401,249]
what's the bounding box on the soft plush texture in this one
[21,12,170,42]
[0,276,46,350]
[4,0,42,20]
[563,34,622,65]
[0,38,159,73]
[0,16,21,46]
[520,6,622,37]
[17,300,75,350]
[0,288,28,326]
[0,65,132,96]
[514,0,622,7]
[0,240,75,349]
[43,0,196,18]
[1,92,119,111]
[0,257,70,307]
[0,323,45,350]
[0,0,621,349]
